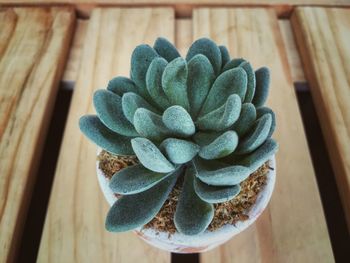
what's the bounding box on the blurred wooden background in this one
[0,1,349,262]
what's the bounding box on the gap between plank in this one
[295,85,349,262]
[17,87,73,263]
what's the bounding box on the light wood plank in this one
[0,0,349,6]
[176,18,192,57]
[62,19,88,84]
[0,7,75,263]
[291,7,350,232]
[191,8,334,263]
[278,19,305,82]
[1,0,350,19]
[37,8,174,263]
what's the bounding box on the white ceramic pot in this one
[96,150,276,253]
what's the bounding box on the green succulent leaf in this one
[93,90,138,137]
[240,138,278,171]
[232,103,257,136]
[239,61,256,103]
[131,137,175,173]
[219,45,230,69]
[222,58,246,72]
[236,113,272,154]
[194,157,251,186]
[199,131,239,160]
[162,106,195,137]
[79,115,133,155]
[252,67,270,107]
[146,57,171,109]
[109,164,175,195]
[257,106,276,139]
[154,37,181,62]
[193,131,221,146]
[130,44,159,99]
[107,76,138,96]
[196,94,241,131]
[122,92,159,124]
[187,54,215,119]
[106,168,181,232]
[161,138,199,164]
[134,108,172,141]
[194,178,241,203]
[199,67,247,115]
[174,163,214,235]
[162,57,189,110]
[186,38,222,75]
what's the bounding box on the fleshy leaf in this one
[122,92,159,124]
[232,103,257,136]
[107,76,138,96]
[162,57,189,110]
[194,178,241,203]
[240,138,278,171]
[196,94,241,131]
[79,115,133,155]
[222,58,245,72]
[161,138,199,164]
[194,157,251,186]
[186,38,222,75]
[109,164,175,195]
[130,44,159,99]
[106,168,181,232]
[131,137,175,173]
[134,108,172,141]
[257,106,276,139]
[199,131,238,160]
[239,61,256,103]
[236,113,272,154]
[162,106,195,137]
[252,67,270,107]
[146,57,171,109]
[193,131,221,146]
[93,90,138,137]
[219,45,230,69]
[154,37,181,62]
[174,163,214,235]
[187,54,215,119]
[199,67,247,115]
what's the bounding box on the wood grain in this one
[0,0,349,6]
[291,7,350,232]
[0,7,75,263]
[191,8,334,262]
[278,19,305,82]
[1,0,350,19]
[37,8,174,263]
[62,19,88,84]
[175,18,192,57]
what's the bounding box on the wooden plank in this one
[175,19,192,57]
[191,8,334,262]
[291,7,350,231]
[1,0,350,19]
[0,7,75,263]
[0,0,349,6]
[62,19,88,84]
[37,8,174,263]
[278,19,305,82]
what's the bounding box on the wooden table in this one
[0,1,349,262]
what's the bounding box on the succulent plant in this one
[79,37,278,235]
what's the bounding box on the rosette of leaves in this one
[79,37,278,235]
